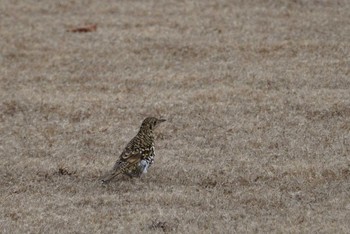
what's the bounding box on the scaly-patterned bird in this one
[101,117,166,184]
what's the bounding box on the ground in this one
[1,0,350,233]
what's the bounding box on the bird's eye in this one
[150,120,156,128]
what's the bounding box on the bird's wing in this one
[119,147,140,160]
[100,152,142,183]
[115,151,142,169]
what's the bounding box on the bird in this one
[100,117,166,184]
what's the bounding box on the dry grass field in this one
[1,0,350,233]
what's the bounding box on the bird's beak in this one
[158,119,166,123]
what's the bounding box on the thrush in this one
[100,117,166,183]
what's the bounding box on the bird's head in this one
[140,117,166,131]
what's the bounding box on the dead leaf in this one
[68,24,97,33]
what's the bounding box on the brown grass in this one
[1,0,350,233]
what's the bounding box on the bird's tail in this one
[100,170,120,184]
[100,161,127,184]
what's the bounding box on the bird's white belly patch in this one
[139,160,150,173]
